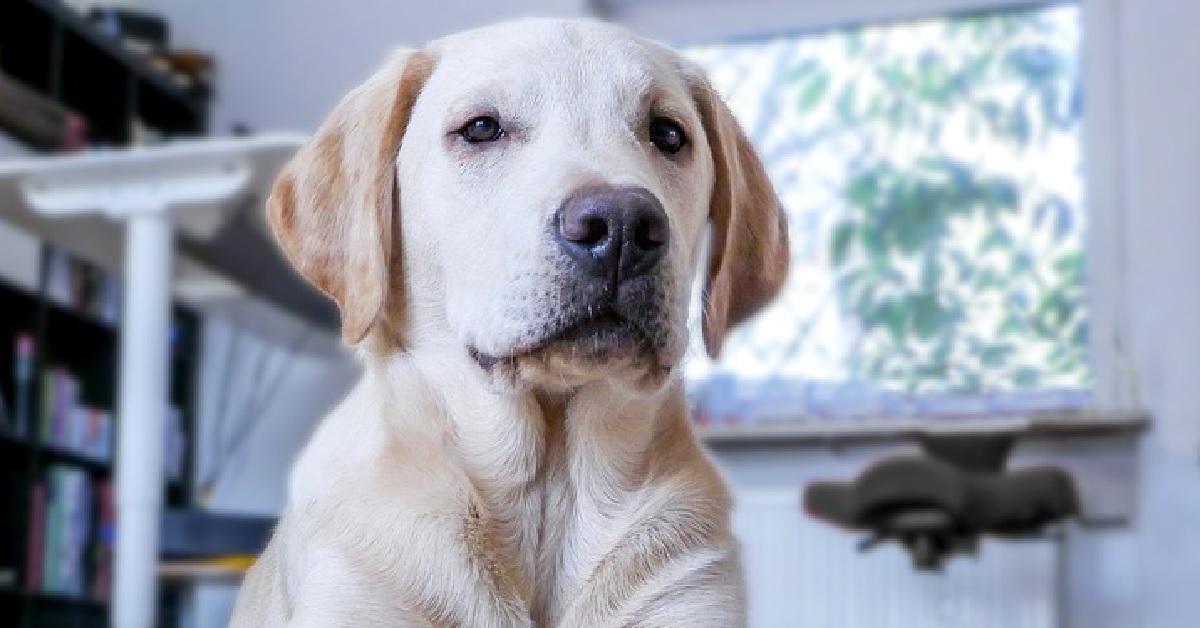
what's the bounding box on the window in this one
[683,5,1091,420]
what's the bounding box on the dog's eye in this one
[649,117,687,155]
[459,116,504,143]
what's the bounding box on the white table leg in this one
[113,212,174,628]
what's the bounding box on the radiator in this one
[731,490,1060,628]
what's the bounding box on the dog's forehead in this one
[427,19,681,96]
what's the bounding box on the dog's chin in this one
[469,320,677,394]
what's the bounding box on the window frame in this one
[607,0,1129,410]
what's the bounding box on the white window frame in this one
[603,0,1131,411]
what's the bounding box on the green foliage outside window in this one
[685,6,1089,395]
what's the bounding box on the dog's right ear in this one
[268,49,434,345]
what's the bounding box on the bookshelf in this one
[0,2,211,623]
[0,246,201,628]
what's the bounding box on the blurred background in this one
[0,0,1196,626]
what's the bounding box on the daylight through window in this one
[683,5,1090,421]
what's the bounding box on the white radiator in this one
[732,490,1060,628]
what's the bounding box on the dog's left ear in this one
[267,49,434,346]
[688,70,791,358]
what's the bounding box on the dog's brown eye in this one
[460,116,504,143]
[649,117,687,154]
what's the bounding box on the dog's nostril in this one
[633,214,667,250]
[561,213,609,247]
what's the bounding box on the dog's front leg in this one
[610,548,748,628]
[275,513,534,628]
[280,550,534,628]
[557,530,747,628]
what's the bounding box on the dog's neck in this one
[368,344,694,622]
[377,343,685,486]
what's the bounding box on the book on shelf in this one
[39,368,113,463]
[0,72,88,151]
[27,466,113,601]
[93,480,114,601]
[0,566,14,589]
[36,466,91,597]
[165,405,187,483]
[38,365,186,477]
[12,332,35,438]
[44,248,122,325]
[25,483,46,590]
[0,385,9,435]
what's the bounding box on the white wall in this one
[606,0,1057,44]
[154,0,591,135]
[1115,1,1200,626]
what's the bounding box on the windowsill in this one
[696,408,1150,446]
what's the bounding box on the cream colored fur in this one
[230,18,789,628]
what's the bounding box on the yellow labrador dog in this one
[231,17,788,628]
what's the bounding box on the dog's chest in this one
[452,390,666,625]
[486,420,628,626]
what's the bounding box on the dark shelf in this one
[0,0,208,149]
[2,433,113,475]
[44,297,119,338]
[27,0,203,115]
[29,589,108,611]
[0,6,209,626]
[0,430,31,450]
[0,246,202,628]
[0,584,26,601]
[0,584,107,609]
[39,443,111,475]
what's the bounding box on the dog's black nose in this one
[555,185,669,282]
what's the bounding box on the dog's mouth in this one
[469,313,654,372]
[543,314,649,351]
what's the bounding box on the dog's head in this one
[269,19,789,392]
